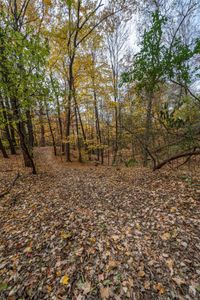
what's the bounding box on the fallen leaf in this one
[170,207,177,212]
[100,286,110,299]
[107,259,119,270]
[89,237,96,243]
[23,246,32,253]
[172,277,185,286]
[166,258,174,275]
[154,283,165,294]
[111,235,119,241]
[138,270,145,277]
[46,285,52,293]
[76,247,84,256]
[161,232,171,241]
[98,274,104,281]
[0,282,8,292]
[60,274,69,285]
[195,286,200,292]
[83,281,91,294]
[60,231,72,240]
[144,281,150,289]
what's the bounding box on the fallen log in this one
[153,149,200,171]
[0,172,20,199]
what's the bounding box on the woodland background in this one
[0,0,200,172]
[0,1,200,299]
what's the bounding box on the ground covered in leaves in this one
[0,148,200,300]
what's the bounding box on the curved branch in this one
[153,148,200,170]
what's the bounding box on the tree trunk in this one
[66,91,72,161]
[66,60,74,162]
[39,103,46,147]
[0,137,9,158]
[73,83,88,158]
[93,86,103,164]
[0,96,16,154]
[4,97,16,146]
[50,73,64,153]
[11,97,36,174]
[113,102,119,164]
[74,104,82,162]
[26,109,34,152]
[143,92,153,167]
[46,104,57,156]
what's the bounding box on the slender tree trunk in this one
[66,90,72,161]
[143,92,153,167]
[50,74,64,153]
[66,59,75,162]
[74,104,82,162]
[0,137,9,158]
[107,122,110,166]
[0,96,16,154]
[46,104,57,156]
[93,86,103,164]
[39,103,46,147]
[131,137,135,160]
[26,109,34,152]
[112,103,119,164]
[4,97,16,146]
[73,83,88,159]
[11,97,36,174]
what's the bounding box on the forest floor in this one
[0,147,200,300]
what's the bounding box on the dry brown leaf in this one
[98,274,104,281]
[154,283,165,294]
[108,259,119,270]
[161,232,171,241]
[111,235,120,241]
[172,277,185,286]
[23,246,32,253]
[166,258,174,276]
[56,270,61,277]
[144,281,150,289]
[138,270,145,277]
[100,286,110,299]
[46,285,52,293]
[60,231,72,240]
[170,207,177,212]
[76,247,84,256]
[83,281,91,294]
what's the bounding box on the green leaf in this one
[0,282,8,292]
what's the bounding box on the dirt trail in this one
[0,148,199,300]
[35,147,95,173]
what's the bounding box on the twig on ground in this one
[0,172,20,199]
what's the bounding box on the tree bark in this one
[0,96,16,154]
[11,97,36,174]
[26,109,34,151]
[65,60,73,161]
[0,137,9,158]
[46,104,57,156]
[93,86,103,164]
[143,93,153,167]
[50,74,64,153]
[39,103,46,147]
[153,148,200,170]
[74,104,82,162]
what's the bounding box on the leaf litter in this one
[0,148,200,299]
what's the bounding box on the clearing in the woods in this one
[0,148,200,300]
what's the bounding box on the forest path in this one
[0,149,200,299]
[34,146,95,173]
